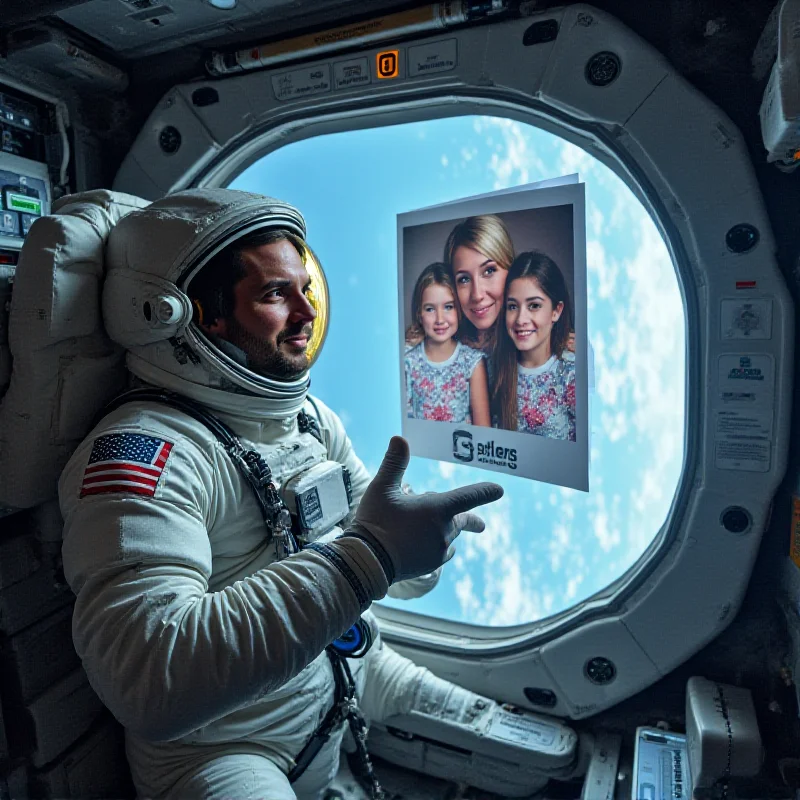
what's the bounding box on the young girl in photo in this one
[405,263,491,426]
[492,251,576,441]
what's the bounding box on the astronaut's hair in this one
[188,228,304,325]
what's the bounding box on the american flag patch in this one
[80,433,173,498]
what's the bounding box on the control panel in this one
[0,89,40,161]
[0,82,57,398]
[0,83,56,251]
[0,154,51,250]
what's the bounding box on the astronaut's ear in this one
[207,317,227,336]
[192,297,226,336]
[193,299,226,336]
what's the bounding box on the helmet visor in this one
[300,240,329,368]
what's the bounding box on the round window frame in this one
[113,4,793,718]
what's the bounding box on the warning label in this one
[721,355,768,384]
[715,354,774,472]
[715,409,772,440]
[721,391,756,404]
[486,709,557,749]
[333,57,371,89]
[720,298,773,340]
[272,65,331,101]
[717,354,774,405]
[408,39,458,77]
[715,440,771,472]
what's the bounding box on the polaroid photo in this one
[398,181,588,491]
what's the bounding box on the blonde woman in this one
[444,214,514,352]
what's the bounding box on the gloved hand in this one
[342,437,503,584]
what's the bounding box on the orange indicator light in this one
[376,50,399,79]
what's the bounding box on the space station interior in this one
[1,0,800,798]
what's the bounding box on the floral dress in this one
[405,341,485,423]
[517,356,576,441]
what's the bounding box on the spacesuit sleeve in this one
[309,397,442,600]
[58,429,389,743]
[359,630,496,732]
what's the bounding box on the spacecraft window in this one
[229,114,685,627]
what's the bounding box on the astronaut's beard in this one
[223,316,312,380]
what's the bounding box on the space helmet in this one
[101,188,329,418]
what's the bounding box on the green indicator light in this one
[8,193,41,215]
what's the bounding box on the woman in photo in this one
[492,251,576,441]
[405,263,491,426]
[444,215,514,355]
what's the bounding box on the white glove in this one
[387,567,443,600]
[342,437,503,584]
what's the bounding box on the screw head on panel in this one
[721,506,752,534]
[725,223,760,253]
[523,687,558,707]
[159,126,182,155]
[585,52,621,86]
[585,656,617,685]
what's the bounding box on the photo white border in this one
[397,181,588,492]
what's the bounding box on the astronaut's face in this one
[208,239,317,379]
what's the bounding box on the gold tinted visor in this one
[298,241,329,367]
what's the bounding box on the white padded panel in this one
[0,190,150,510]
[54,352,128,442]
[12,216,104,342]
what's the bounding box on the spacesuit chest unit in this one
[221,414,354,554]
[261,420,354,547]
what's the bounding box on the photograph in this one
[398,181,588,491]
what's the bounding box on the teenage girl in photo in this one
[405,263,491,426]
[492,251,576,441]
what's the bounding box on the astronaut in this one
[57,188,502,800]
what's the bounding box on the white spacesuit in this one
[57,189,499,800]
